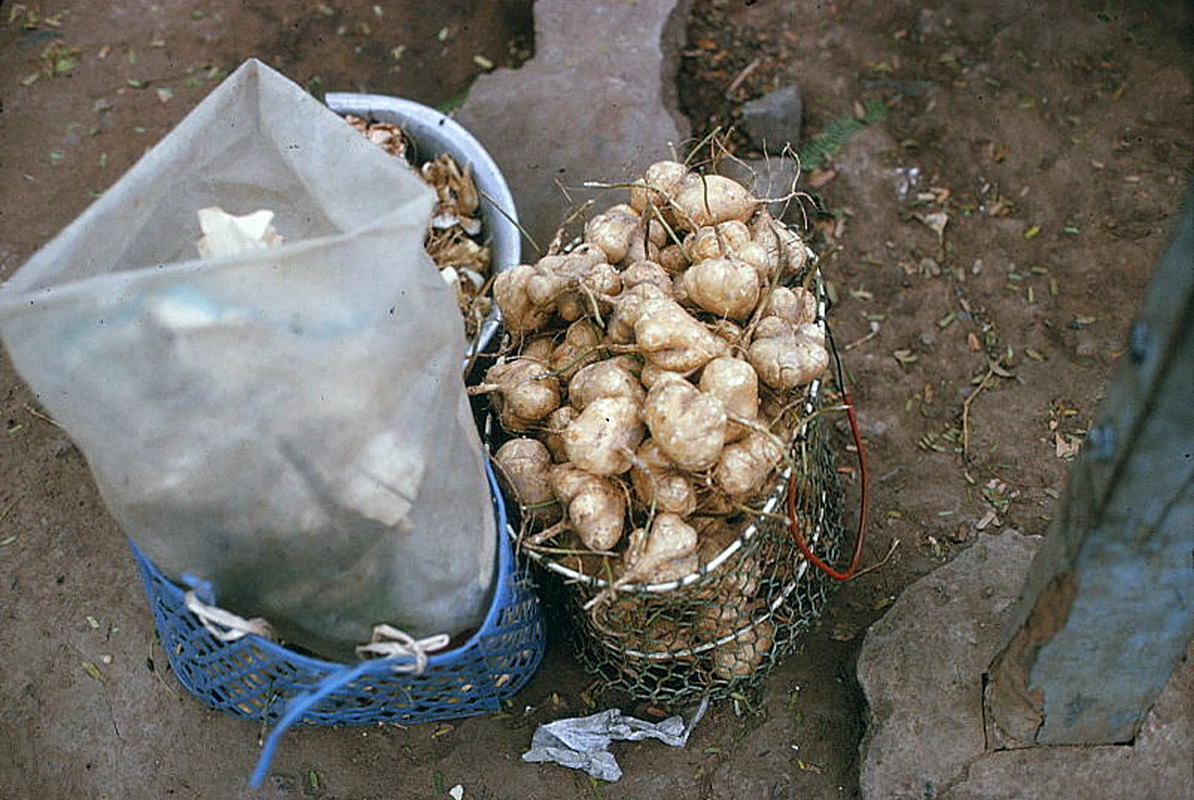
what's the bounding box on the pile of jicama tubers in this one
[480,161,831,680]
[484,160,828,574]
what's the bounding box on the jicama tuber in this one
[674,173,760,228]
[585,203,642,264]
[607,281,670,344]
[674,255,762,321]
[748,317,829,391]
[629,439,698,517]
[770,217,812,276]
[708,608,774,680]
[639,361,687,390]
[699,356,760,438]
[562,396,644,475]
[569,359,646,410]
[642,379,727,471]
[494,438,560,525]
[521,334,557,364]
[478,357,560,432]
[634,297,728,372]
[528,247,621,323]
[551,463,627,552]
[736,240,781,284]
[685,221,752,263]
[713,430,784,499]
[629,160,689,221]
[763,285,817,325]
[619,259,675,294]
[620,512,700,584]
[542,405,577,462]
[549,318,603,380]
[656,243,690,276]
[493,264,551,334]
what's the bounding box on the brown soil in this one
[1,1,1190,798]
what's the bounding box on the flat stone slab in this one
[857,529,1193,799]
[456,0,691,255]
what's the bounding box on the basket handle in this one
[788,322,871,581]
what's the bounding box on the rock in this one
[456,0,693,252]
[738,85,803,152]
[857,529,1039,800]
[857,528,1194,799]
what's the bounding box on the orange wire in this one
[788,326,871,581]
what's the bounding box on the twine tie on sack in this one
[355,624,451,675]
[180,573,274,642]
[183,590,275,642]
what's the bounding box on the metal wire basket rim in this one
[597,552,813,661]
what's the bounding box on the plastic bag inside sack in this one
[0,59,496,663]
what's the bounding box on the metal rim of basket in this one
[507,256,835,598]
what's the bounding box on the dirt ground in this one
[1,1,1191,798]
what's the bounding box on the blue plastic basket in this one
[131,464,544,785]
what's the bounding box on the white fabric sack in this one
[0,59,495,662]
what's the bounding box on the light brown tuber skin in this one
[763,285,817,325]
[656,243,690,276]
[794,320,827,347]
[748,317,829,391]
[713,430,784,498]
[643,379,728,471]
[634,297,729,372]
[480,357,561,432]
[550,463,627,552]
[630,160,689,222]
[550,319,603,381]
[674,256,762,321]
[585,203,642,264]
[493,264,551,334]
[562,396,644,476]
[618,233,659,268]
[494,438,560,525]
[522,334,556,364]
[527,244,620,322]
[569,359,646,410]
[685,221,752,263]
[556,263,622,322]
[619,259,675,294]
[699,356,760,436]
[621,512,700,584]
[607,281,671,345]
[629,438,698,517]
[736,240,780,285]
[771,220,811,276]
[674,173,760,229]
[639,361,687,390]
[542,405,577,462]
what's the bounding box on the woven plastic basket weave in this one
[132,465,544,783]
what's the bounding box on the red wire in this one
[788,334,871,581]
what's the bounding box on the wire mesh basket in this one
[490,241,846,702]
[517,338,842,703]
[132,464,544,785]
